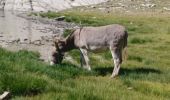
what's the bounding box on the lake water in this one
[0,10,57,43]
[0,10,60,62]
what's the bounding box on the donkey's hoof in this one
[83,66,91,71]
[50,61,54,66]
[110,74,118,79]
[87,67,91,71]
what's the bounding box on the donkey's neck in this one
[63,34,76,52]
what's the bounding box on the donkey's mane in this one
[65,29,76,40]
[66,27,83,40]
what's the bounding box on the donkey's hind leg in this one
[110,47,122,78]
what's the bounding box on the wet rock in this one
[55,16,66,21]
[163,7,170,11]
[20,38,30,44]
[127,87,133,90]
[31,40,44,46]
[0,91,11,100]
[117,3,126,8]
[92,17,96,19]
[141,3,156,8]
[0,40,5,43]
[52,28,62,34]
[41,36,53,42]
[24,38,28,41]
[91,6,96,8]
[31,40,39,45]
[98,7,106,11]
[6,38,20,44]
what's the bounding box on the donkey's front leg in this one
[80,48,91,71]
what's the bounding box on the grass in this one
[0,48,96,98]
[1,10,170,99]
[63,29,75,38]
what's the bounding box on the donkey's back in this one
[74,24,127,51]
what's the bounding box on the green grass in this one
[1,10,170,99]
[0,48,96,99]
[63,29,75,38]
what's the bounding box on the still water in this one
[0,10,58,61]
[0,10,56,43]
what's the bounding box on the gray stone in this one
[163,7,170,11]
[0,91,11,100]
[55,16,65,21]
[141,3,156,8]
[31,40,43,45]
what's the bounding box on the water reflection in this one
[0,10,55,43]
[0,10,57,61]
[0,10,5,17]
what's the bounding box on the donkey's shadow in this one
[94,67,161,76]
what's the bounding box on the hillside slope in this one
[0,0,106,11]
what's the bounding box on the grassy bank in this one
[0,48,96,99]
[1,10,170,99]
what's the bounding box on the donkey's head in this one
[51,38,66,64]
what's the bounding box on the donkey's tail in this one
[123,31,128,48]
[123,31,128,61]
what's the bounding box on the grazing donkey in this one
[51,24,128,78]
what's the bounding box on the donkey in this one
[51,24,128,78]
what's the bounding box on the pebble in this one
[55,16,66,21]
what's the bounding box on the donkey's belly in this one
[88,45,109,53]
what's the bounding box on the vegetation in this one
[63,29,75,38]
[1,10,170,99]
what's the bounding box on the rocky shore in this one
[0,11,78,62]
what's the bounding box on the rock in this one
[141,3,156,8]
[92,17,96,19]
[31,40,43,45]
[0,91,11,100]
[163,7,170,11]
[41,36,51,42]
[55,16,66,21]
[24,38,28,41]
[91,6,96,8]
[98,7,105,10]
[127,87,133,90]
[130,21,133,25]
[19,38,30,44]
[0,40,5,43]
[6,38,20,44]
